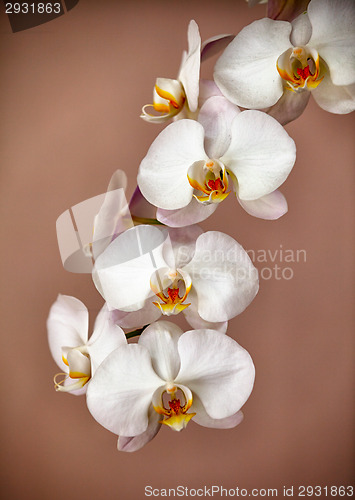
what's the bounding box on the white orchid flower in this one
[141,20,201,123]
[137,98,295,225]
[86,321,255,452]
[47,295,127,394]
[214,0,355,122]
[140,19,234,124]
[92,224,258,333]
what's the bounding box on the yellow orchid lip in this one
[187,159,230,205]
[56,347,91,393]
[140,78,186,123]
[277,46,324,92]
[154,84,183,111]
[153,385,196,432]
[53,372,90,393]
[150,268,192,316]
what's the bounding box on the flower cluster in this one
[48,0,354,452]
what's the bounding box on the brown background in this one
[1,1,354,499]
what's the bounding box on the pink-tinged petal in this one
[157,198,218,228]
[201,34,234,62]
[238,190,288,220]
[86,344,164,436]
[47,295,89,370]
[198,96,241,158]
[137,120,208,210]
[128,186,157,222]
[183,232,259,323]
[221,110,296,200]
[176,330,255,420]
[138,321,183,382]
[110,300,162,330]
[117,407,161,452]
[93,225,167,312]
[86,304,127,375]
[214,19,292,109]
[268,0,310,22]
[199,79,223,104]
[312,73,355,114]
[183,298,228,334]
[178,20,201,112]
[308,0,355,86]
[266,88,310,125]
[290,12,312,46]
[162,225,203,269]
[192,395,244,429]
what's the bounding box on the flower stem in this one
[132,215,165,226]
[125,324,149,339]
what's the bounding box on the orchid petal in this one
[198,96,241,158]
[183,232,259,322]
[162,226,203,269]
[308,0,355,86]
[312,73,355,114]
[178,20,201,112]
[221,110,296,200]
[93,225,167,311]
[47,295,88,370]
[86,344,164,436]
[157,197,218,228]
[86,304,127,374]
[214,19,292,108]
[238,190,288,220]
[67,349,91,378]
[110,300,162,330]
[201,34,234,62]
[117,406,161,452]
[138,321,183,382]
[266,88,310,125]
[290,12,312,46]
[192,395,244,429]
[176,330,255,419]
[128,186,158,222]
[137,120,207,210]
[183,299,228,334]
[198,79,223,104]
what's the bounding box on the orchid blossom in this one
[47,295,126,394]
[86,321,255,452]
[92,224,258,333]
[141,20,201,123]
[137,99,295,226]
[214,0,355,123]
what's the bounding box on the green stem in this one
[125,324,149,339]
[132,215,165,226]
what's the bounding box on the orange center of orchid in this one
[276,46,324,92]
[167,287,180,303]
[153,387,196,432]
[169,398,182,414]
[187,160,230,205]
[150,269,192,316]
[207,178,223,191]
[296,65,311,80]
